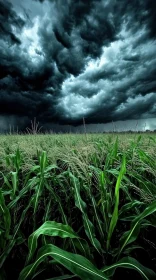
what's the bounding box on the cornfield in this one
[0,133,156,279]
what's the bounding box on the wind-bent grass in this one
[0,133,156,279]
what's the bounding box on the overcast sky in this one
[0,0,156,132]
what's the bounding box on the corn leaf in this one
[107,154,126,249]
[69,172,101,253]
[27,221,87,264]
[119,200,156,256]
[19,244,108,280]
[101,256,156,280]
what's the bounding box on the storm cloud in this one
[0,0,156,131]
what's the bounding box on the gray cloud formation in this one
[0,0,156,131]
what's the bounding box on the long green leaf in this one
[107,154,126,249]
[0,190,11,242]
[33,177,44,214]
[8,177,38,209]
[0,197,33,268]
[39,151,47,174]
[19,244,108,280]
[69,172,101,253]
[27,221,84,263]
[119,200,144,218]
[45,181,90,257]
[119,200,156,256]
[101,256,156,280]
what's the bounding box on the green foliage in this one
[107,153,126,249]
[0,133,156,279]
[27,221,85,264]
[102,256,156,279]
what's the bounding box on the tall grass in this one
[0,133,156,279]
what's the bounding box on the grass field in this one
[0,133,156,279]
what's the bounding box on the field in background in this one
[0,133,155,163]
[0,133,156,279]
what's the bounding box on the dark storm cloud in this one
[0,0,156,131]
[33,0,45,2]
[0,0,25,44]
[36,0,117,77]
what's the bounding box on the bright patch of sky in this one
[19,17,43,63]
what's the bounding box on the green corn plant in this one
[101,256,156,280]
[128,171,155,197]
[119,200,144,219]
[19,244,109,280]
[137,149,155,169]
[98,170,112,235]
[69,172,102,254]
[19,220,156,280]
[82,165,105,241]
[44,181,89,257]
[118,200,156,257]
[5,147,22,173]
[7,175,38,209]
[0,197,33,269]
[101,137,119,171]
[32,151,58,215]
[0,133,156,279]
[26,221,88,264]
[0,189,11,250]
[109,137,119,167]
[32,151,47,214]
[107,154,126,250]
[11,171,18,196]
[1,148,23,199]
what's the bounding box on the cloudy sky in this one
[0,0,156,132]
